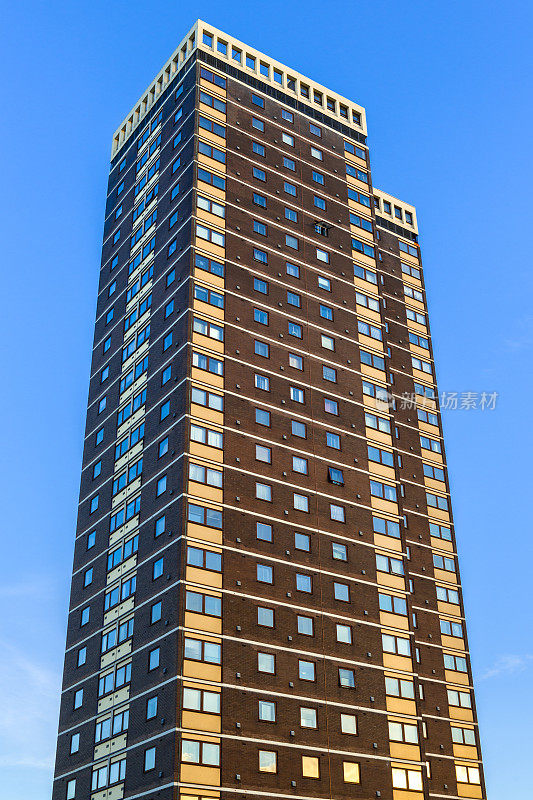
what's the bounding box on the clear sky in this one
[1,0,531,797]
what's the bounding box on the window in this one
[282,132,294,146]
[285,208,298,223]
[66,780,76,799]
[191,387,223,412]
[189,463,223,488]
[187,546,222,572]
[289,353,303,370]
[339,668,355,687]
[186,591,221,618]
[77,647,86,667]
[258,606,274,627]
[257,563,273,583]
[448,688,472,708]
[376,553,404,575]
[436,585,460,604]
[254,220,267,236]
[256,444,272,463]
[295,532,310,551]
[319,304,333,321]
[190,423,223,449]
[389,720,418,743]
[321,334,335,350]
[182,739,220,766]
[433,553,456,572]
[284,181,297,196]
[253,166,266,181]
[341,714,357,734]
[259,750,277,773]
[296,573,312,592]
[195,253,224,277]
[399,240,419,257]
[290,386,304,402]
[81,607,90,626]
[336,624,352,644]
[392,768,423,791]
[156,476,167,496]
[309,123,321,136]
[292,420,306,437]
[251,93,264,108]
[456,765,481,785]
[385,676,415,699]
[254,340,269,358]
[294,493,309,511]
[326,431,340,449]
[302,756,320,778]
[282,109,293,121]
[255,373,270,391]
[288,321,302,337]
[343,762,360,784]
[324,398,338,414]
[153,558,164,580]
[440,618,463,638]
[253,192,266,207]
[73,689,83,709]
[184,637,221,664]
[258,652,275,673]
[254,248,268,264]
[451,726,476,746]
[330,503,345,522]
[323,366,336,382]
[148,648,160,670]
[287,291,301,307]
[314,195,326,210]
[255,408,271,426]
[196,223,224,248]
[70,733,80,753]
[365,412,390,432]
[253,140,265,156]
[382,633,411,657]
[256,482,272,501]
[379,593,407,615]
[187,503,223,529]
[328,468,344,487]
[299,660,315,680]
[311,146,323,160]
[252,117,264,132]
[334,582,349,602]
[197,166,226,191]
[300,707,317,728]
[259,700,276,722]
[151,601,162,623]
[297,615,313,635]
[332,542,347,561]
[254,278,268,295]
[292,455,308,473]
[144,747,156,771]
[444,653,468,672]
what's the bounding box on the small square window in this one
[257,522,272,541]
[258,606,274,626]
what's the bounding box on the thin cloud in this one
[0,638,60,775]
[479,654,533,680]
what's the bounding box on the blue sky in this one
[1,0,531,797]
